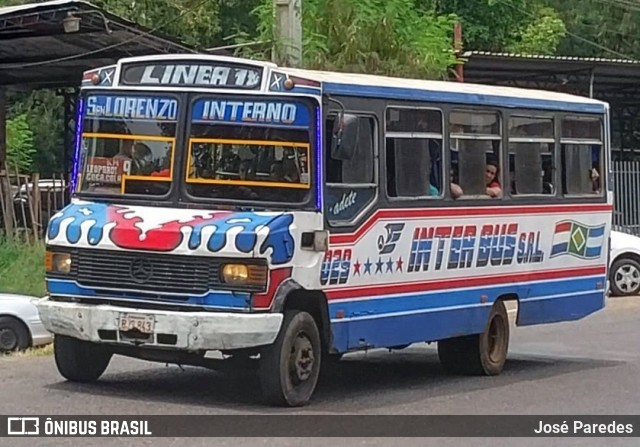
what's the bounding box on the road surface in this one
[1,295,639,447]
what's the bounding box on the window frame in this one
[75,90,182,201]
[448,107,504,201]
[560,115,605,198]
[179,92,319,210]
[324,112,380,228]
[384,105,446,202]
[507,114,557,198]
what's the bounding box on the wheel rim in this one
[0,328,18,352]
[487,315,505,363]
[614,263,640,294]
[288,331,315,385]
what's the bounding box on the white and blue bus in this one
[38,54,613,406]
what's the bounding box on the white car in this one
[0,294,53,352]
[609,230,640,296]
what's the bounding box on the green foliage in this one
[550,0,639,59]
[246,0,458,79]
[506,7,566,55]
[91,0,222,49]
[9,90,64,176]
[0,239,46,297]
[6,114,35,174]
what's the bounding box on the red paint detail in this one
[353,259,361,275]
[555,222,572,233]
[252,267,292,309]
[325,266,606,301]
[396,256,404,272]
[329,204,613,246]
[108,206,230,251]
[289,75,321,88]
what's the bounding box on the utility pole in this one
[273,0,302,67]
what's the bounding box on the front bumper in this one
[37,298,283,351]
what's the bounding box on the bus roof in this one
[112,54,608,114]
[281,67,608,114]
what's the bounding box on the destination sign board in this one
[120,62,263,89]
[85,95,178,121]
[191,99,310,127]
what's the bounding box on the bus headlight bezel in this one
[220,263,268,289]
[45,251,72,275]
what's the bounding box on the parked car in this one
[609,230,640,296]
[1,178,67,230]
[0,294,52,352]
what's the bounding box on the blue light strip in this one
[315,106,323,211]
[70,97,85,194]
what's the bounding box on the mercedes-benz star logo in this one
[129,258,153,283]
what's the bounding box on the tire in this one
[54,335,112,382]
[609,257,640,297]
[258,310,322,407]
[0,316,31,352]
[438,300,510,376]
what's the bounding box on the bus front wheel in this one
[258,310,321,407]
[438,300,510,376]
[54,335,112,382]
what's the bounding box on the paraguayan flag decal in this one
[550,220,606,260]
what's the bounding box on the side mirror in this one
[331,113,359,161]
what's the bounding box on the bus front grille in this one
[73,249,219,295]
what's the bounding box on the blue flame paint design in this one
[46,203,296,265]
[187,212,295,264]
[47,203,109,245]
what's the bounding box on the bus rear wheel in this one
[258,310,321,407]
[438,300,509,376]
[54,335,113,382]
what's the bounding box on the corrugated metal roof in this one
[0,0,194,88]
[462,50,640,65]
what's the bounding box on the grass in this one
[0,238,50,357]
[0,238,46,297]
[2,342,54,358]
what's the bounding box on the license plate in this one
[118,313,155,334]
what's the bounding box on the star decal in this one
[353,259,361,276]
[363,258,372,275]
[375,257,384,274]
[386,257,394,273]
[396,256,404,272]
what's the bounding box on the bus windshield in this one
[185,97,313,204]
[77,94,178,196]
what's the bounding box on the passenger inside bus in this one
[113,139,134,161]
[269,162,284,181]
[449,166,463,199]
[591,162,601,193]
[485,157,502,198]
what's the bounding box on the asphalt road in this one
[1,296,639,447]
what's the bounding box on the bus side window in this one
[324,115,376,225]
[385,107,443,198]
[508,116,555,195]
[560,116,604,195]
[450,110,502,199]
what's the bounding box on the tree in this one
[425,0,566,55]
[550,0,640,59]
[6,114,35,173]
[91,0,222,49]
[506,7,566,55]
[9,90,64,176]
[246,0,458,79]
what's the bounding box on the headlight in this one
[45,251,72,274]
[221,263,267,288]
